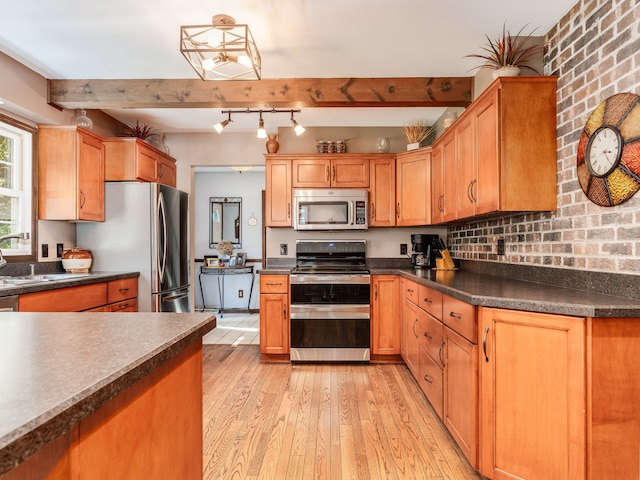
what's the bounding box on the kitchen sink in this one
[0,273,89,286]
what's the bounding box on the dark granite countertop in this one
[371,268,640,317]
[0,312,216,475]
[0,271,139,297]
[260,265,640,317]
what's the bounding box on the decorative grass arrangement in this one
[402,120,436,144]
[121,119,157,140]
[465,23,545,74]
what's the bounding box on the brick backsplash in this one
[449,0,640,275]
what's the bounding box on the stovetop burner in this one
[292,240,368,275]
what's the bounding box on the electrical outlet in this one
[238,289,244,298]
[400,243,407,255]
[497,238,505,256]
[56,243,64,258]
[41,244,48,258]
[280,243,288,255]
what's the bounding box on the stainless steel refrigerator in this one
[77,182,190,312]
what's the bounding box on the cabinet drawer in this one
[443,294,477,343]
[108,298,138,312]
[419,284,443,319]
[419,346,444,419]
[260,275,289,294]
[403,279,419,304]
[20,283,108,312]
[107,278,138,304]
[418,309,444,363]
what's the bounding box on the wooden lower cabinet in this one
[418,345,444,418]
[402,291,420,376]
[259,275,289,356]
[19,278,139,312]
[444,325,478,467]
[479,307,585,480]
[371,275,400,355]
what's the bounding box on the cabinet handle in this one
[79,190,86,209]
[266,282,282,286]
[483,326,489,362]
[439,341,445,367]
[371,203,375,219]
[438,194,444,213]
[118,287,130,293]
[467,181,474,203]
[115,302,132,310]
[287,203,291,219]
[326,166,330,182]
[449,312,462,320]
[424,331,432,340]
[396,203,400,218]
[284,304,287,319]
[374,284,378,301]
[407,288,414,294]
[412,318,418,338]
[471,179,478,203]
[423,297,432,304]
[423,374,433,384]
[332,166,336,182]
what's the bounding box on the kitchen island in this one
[0,312,216,479]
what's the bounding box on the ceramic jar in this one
[61,248,92,273]
[266,134,280,153]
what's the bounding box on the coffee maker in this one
[411,234,440,269]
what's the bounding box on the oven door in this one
[289,274,370,362]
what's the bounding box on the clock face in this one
[577,93,640,207]
[585,126,622,178]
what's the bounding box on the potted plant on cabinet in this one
[465,23,546,80]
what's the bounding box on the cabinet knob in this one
[424,331,432,340]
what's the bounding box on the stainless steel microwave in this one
[293,189,368,231]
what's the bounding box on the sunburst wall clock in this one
[576,92,640,206]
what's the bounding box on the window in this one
[0,112,36,260]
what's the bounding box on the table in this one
[199,265,255,317]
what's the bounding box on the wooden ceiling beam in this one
[48,77,473,109]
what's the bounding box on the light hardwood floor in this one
[202,345,480,480]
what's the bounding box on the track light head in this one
[214,112,232,133]
[291,111,305,136]
[257,112,267,139]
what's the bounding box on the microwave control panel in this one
[355,201,366,225]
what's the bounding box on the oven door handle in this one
[290,304,370,319]
[290,274,370,284]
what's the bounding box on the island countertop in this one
[0,312,216,475]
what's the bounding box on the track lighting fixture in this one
[257,112,267,139]
[213,109,305,137]
[213,112,232,133]
[291,112,305,136]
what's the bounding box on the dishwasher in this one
[0,295,19,311]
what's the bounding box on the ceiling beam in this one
[48,77,473,110]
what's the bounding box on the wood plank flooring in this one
[202,345,481,480]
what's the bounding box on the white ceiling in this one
[0,0,577,132]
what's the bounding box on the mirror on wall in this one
[209,197,242,248]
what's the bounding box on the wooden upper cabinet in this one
[291,155,370,188]
[265,156,292,227]
[396,148,431,226]
[103,137,176,186]
[38,125,105,221]
[369,155,396,227]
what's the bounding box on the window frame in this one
[0,112,37,262]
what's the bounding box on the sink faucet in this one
[0,233,29,268]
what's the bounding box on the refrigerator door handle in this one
[158,191,168,283]
[162,292,190,303]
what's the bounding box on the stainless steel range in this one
[289,240,370,362]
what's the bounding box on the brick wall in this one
[449,0,640,274]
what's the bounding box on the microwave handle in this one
[350,201,355,225]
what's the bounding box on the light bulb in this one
[202,58,215,71]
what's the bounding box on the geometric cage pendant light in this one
[180,14,261,80]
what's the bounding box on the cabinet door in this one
[431,145,445,224]
[479,307,585,480]
[259,293,289,355]
[265,158,292,226]
[396,149,431,225]
[291,158,331,188]
[456,115,475,220]
[403,298,420,376]
[369,157,396,226]
[444,326,478,468]
[331,157,369,187]
[474,90,500,215]
[19,283,108,312]
[441,131,458,222]
[77,130,105,221]
[371,275,400,355]
[157,155,176,187]
[418,346,444,419]
[137,145,158,182]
